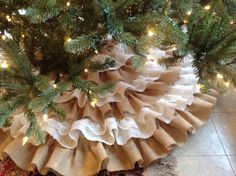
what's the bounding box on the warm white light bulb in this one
[204,5,211,10]
[148,31,154,37]
[217,73,224,79]
[197,84,204,90]
[1,35,6,40]
[230,21,234,25]
[1,61,9,68]
[22,136,29,145]
[183,19,189,24]
[186,10,192,16]
[53,84,57,88]
[66,1,71,6]
[225,82,230,87]
[66,37,72,42]
[90,98,98,107]
[6,15,11,22]
[95,50,98,54]
[84,68,89,73]
[43,113,48,121]
[91,101,96,107]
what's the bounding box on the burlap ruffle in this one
[0,91,217,176]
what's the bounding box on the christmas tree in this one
[0,0,235,175]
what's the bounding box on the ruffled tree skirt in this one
[0,45,218,176]
[0,91,217,176]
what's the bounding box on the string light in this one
[213,12,217,15]
[183,19,189,24]
[66,1,71,6]
[1,61,9,68]
[95,50,98,54]
[22,136,29,145]
[21,33,25,38]
[18,9,27,15]
[43,108,48,122]
[84,68,89,73]
[91,98,98,107]
[186,10,192,16]
[53,84,57,88]
[230,21,234,25]
[217,73,224,79]
[1,35,6,40]
[6,15,12,22]
[197,84,204,90]
[204,5,211,10]
[225,81,230,87]
[43,113,48,121]
[66,37,72,42]
[148,30,154,37]
[78,17,84,21]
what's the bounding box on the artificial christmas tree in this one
[0,0,235,175]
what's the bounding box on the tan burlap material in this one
[0,45,218,176]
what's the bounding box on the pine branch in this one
[28,81,71,112]
[25,110,45,143]
[131,55,146,72]
[49,102,66,121]
[64,35,101,55]
[88,57,116,71]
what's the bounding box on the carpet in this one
[0,156,177,176]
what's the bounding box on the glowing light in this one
[43,113,48,121]
[213,12,217,15]
[230,21,234,25]
[172,45,177,51]
[217,73,224,79]
[197,84,204,90]
[1,61,9,68]
[53,84,57,88]
[78,17,84,21]
[1,35,6,40]
[66,1,71,6]
[95,50,98,54]
[148,31,154,37]
[22,136,29,145]
[204,5,211,10]
[225,82,230,87]
[66,37,72,42]
[183,19,189,24]
[21,33,25,38]
[91,98,98,107]
[84,68,89,73]
[186,10,192,16]
[6,15,11,22]
[18,9,27,15]
[91,101,96,107]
